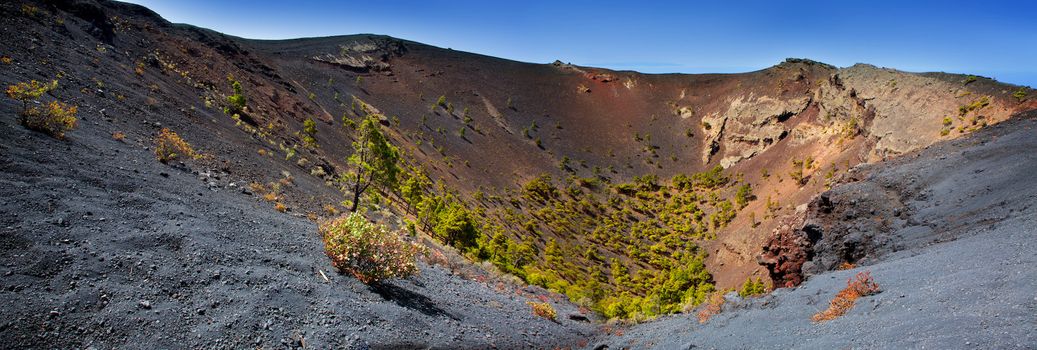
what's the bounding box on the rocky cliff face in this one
[703,63,1031,171]
[702,94,810,167]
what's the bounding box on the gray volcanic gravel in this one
[0,110,596,349]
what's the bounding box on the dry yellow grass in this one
[697,291,725,324]
[323,204,339,216]
[154,128,195,162]
[812,271,880,322]
[527,301,556,321]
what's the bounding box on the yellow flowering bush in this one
[154,128,196,162]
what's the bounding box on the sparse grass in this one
[320,212,419,284]
[323,204,339,216]
[21,4,39,17]
[112,131,126,141]
[527,301,557,321]
[274,202,287,212]
[154,128,196,162]
[0,56,11,65]
[789,159,807,186]
[838,117,860,144]
[812,271,880,322]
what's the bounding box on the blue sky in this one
[124,0,1036,87]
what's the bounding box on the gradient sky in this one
[124,0,1036,87]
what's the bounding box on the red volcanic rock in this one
[758,212,814,288]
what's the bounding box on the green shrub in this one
[958,96,990,117]
[225,78,246,114]
[320,211,418,284]
[302,118,318,147]
[633,174,660,191]
[523,174,558,202]
[692,165,729,188]
[650,254,713,314]
[735,183,754,209]
[433,201,479,250]
[738,277,767,297]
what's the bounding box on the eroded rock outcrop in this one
[702,94,809,166]
[311,37,405,71]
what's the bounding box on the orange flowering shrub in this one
[527,301,557,321]
[697,291,725,324]
[320,212,418,284]
[813,271,880,322]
